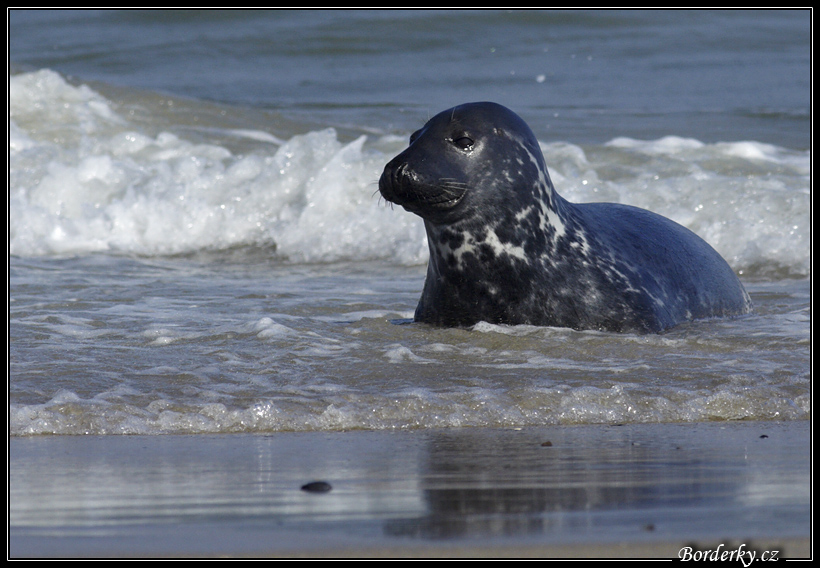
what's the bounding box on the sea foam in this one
[10,69,810,277]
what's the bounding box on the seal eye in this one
[452,136,474,151]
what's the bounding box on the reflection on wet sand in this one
[9,421,809,558]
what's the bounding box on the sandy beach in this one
[9,420,810,559]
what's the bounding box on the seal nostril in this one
[394,163,415,189]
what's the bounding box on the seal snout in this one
[378,160,411,206]
[379,157,467,219]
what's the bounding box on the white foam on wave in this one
[551,135,810,276]
[9,69,810,276]
[9,69,427,263]
[9,373,810,435]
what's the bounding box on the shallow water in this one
[9,10,811,435]
[9,254,810,434]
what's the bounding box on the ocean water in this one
[9,10,811,435]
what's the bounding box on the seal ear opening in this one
[493,127,506,138]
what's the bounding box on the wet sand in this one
[9,421,810,559]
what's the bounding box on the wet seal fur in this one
[378,102,752,333]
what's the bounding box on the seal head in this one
[379,102,751,333]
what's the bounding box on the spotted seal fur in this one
[378,102,752,333]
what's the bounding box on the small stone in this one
[301,481,332,493]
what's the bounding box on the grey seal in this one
[378,102,752,333]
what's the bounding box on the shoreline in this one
[10,420,811,559]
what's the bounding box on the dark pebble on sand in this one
[301,481,333,493]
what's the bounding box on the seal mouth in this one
[431,178,469,207]
[379,163,467,216]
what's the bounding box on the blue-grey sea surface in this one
[9,10,810,435]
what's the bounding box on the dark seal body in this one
[379,102,752,333]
